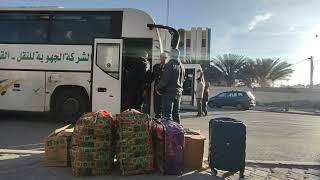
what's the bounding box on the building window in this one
[186,39,191,47]
[202,39,206,47]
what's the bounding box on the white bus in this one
[0,7,180,122]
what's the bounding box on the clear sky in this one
[1,0,320,85]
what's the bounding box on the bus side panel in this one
[45,72,91,112]
[0,70,45,112]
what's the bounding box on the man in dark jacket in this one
[151,52,167,118]
[126,50,148,110]
[157,49,185,124]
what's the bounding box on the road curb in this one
[253,109,320,116]
[246,160,320,168]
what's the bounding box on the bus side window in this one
[0,13,49,43]
[34,28,47,42]
[50,13,114,44]
[64,31,74,43]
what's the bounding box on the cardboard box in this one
[184,129,206,170]
[45,124,74,167]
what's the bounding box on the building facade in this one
[160,27,211,61]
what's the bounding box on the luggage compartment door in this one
[0,70,45,111]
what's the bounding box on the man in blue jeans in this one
[156,49,185,124]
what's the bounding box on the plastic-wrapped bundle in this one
[70,110,114,176]
[115,109,154,175]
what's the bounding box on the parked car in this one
[208,91,256,110]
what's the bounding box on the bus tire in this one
[51,87,89,123]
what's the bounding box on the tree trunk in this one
[226,80,234,87]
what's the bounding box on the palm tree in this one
[213,54,248,86]
[252,58,294,87]
[238,59,256,88]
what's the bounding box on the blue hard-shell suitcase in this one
[209,117,246,179]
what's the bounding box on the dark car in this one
[208,90,256,110]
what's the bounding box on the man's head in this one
[169,49,180,59]
[142,50,149,60]
[160,52,167,64]
[197,70,204,81]
[138,49,148,60]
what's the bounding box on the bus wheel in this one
[52,88,89,123]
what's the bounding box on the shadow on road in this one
[0,111,66,126]
[0,110,50,121]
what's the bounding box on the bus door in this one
[92,39,123,114]
[122,38,153,113]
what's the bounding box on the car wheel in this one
[208,101,215,108]
[236,103,243,110]
[52,88,89,123]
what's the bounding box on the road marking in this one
[4,143,44,149]
[0,149,44,154]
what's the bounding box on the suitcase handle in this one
[213,117,241,123]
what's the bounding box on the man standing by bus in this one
[157,49,185,124]
[126,50,148,111]
[152,52,167,118]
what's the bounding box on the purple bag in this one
[152,119,184,175]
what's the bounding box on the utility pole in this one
[308,56,314,89]
[166,0,169,26]
[164,0,170,50]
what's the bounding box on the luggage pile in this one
[45,109,215,177]
[115,109,154,175]
[70,110,114,176]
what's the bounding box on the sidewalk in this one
[219,165,320,180]
[1,152,320,180]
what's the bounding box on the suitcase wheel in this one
[210,168,217,176]
[239,170,245,180]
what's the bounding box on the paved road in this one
[181,109,320,162]
[0,109,320,162]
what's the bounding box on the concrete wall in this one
[209,86,320,105]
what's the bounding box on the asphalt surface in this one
[181,109,320,163]
[0,109,320,163]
